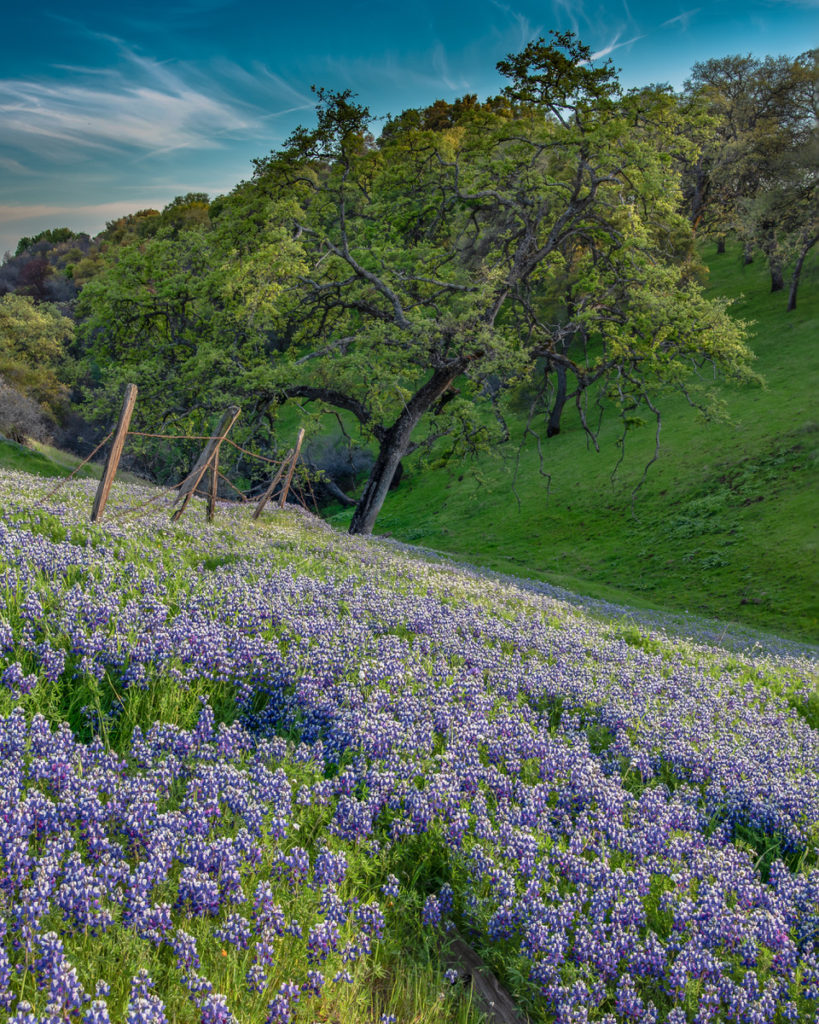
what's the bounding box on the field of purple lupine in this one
[0,469,817,1024]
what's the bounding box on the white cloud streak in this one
[0,42,310,162]
[0,80,248,158]
[549,0,582,36]
[0,156,33,175]
[319,46,472,102]
[590,33,647,61]
[661,8,701,28]
[489,0,542,49]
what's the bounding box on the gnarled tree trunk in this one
[547,361,568,437]
[349,361,468,535]
[762,227,784,292]
[787,233,818,312]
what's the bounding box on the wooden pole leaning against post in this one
[278,428,305,509]
[252,448,293,521]
[90,383,138,523]
[171,406,241,524]
[207,444,219,523]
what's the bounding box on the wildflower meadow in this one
[0,470,816,1024]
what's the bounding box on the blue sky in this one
[1,0,816,257]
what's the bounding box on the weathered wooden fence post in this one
[207,445,219,523]
[171,406,241,523]
[252,448,292,520]
[90,383,138,523]
[278,428,305,509]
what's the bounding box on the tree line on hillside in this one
[1,37,816,533]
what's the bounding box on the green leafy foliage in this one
[0,293,73,414]
[65,36,759,536]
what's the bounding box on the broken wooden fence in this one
[86,384,309,524]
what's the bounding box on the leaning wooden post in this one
[278,428,305,508]
[252,448,292,520]
[207,445,219,523]
[90,383,138,523]
[172,406,241,523]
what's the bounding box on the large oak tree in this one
[76,35,754,534]
[248,34,752,533]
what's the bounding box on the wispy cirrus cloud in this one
[0,79,249,159]
[489,0,543,49]
[0,156,34,175]
[661,8,701,28]
[319,46,473,102]
[549,0,583,35]
[0,39,311,163]
[590,33,647,61]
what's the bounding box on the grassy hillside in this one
[2,245,815,642]
[0,437,100,479]
[330,246,818,642]
[0,436,146,486]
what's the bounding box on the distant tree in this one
[74,210,303,477]
[741,130,819,311]
[1,230,91,301]
[14,227,78,258]
[99,210,162,247]
[17,257,53,299]
[684,48,817,294]
[0,293,72,414]
[160,193,211,236]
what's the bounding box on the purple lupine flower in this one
[126,998,167,1024]
[302,971,324,997]
[355,901,385,939]
[381,874,400,898]
[83,1001,112,1024]
[170,930,201,974]
[265,984,299,1024]
[313,847,348,886]
[177,868,221,916]
[422,895,441,927]
[1,662,36,695]
[0,619,14,652]
[125,972,167,1024]
[307,920,339,962]
[200,993,233,1024]
[7,1002,37,1024]
[246,965,267,994]
[214,913,251,950]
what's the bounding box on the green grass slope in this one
[0,437,148,486]
[0,436,99,479]
[333,246,818,642]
